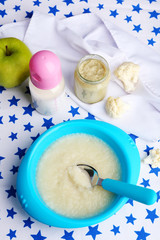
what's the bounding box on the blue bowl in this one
[16,119,140,228]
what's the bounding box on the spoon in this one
[77,164,157,205]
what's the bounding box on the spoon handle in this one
[101,178,157,205]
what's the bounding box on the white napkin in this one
[0,11,160,141]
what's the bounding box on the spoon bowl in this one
[77,164,157,205]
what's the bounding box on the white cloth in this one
[0,11,160,141]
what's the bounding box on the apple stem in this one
[5,45,12,56]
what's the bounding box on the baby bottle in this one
[29,50,65,115]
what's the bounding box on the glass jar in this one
[74,54,110,104]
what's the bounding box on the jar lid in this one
[29,50,62,90]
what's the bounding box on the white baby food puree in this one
[79,59,107,81]
[36,133,121,218]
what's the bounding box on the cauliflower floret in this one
[143,149,160,168]
[114,62,140,93]
[105,96,130,118]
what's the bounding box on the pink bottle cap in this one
[29,50,62,90]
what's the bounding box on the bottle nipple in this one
[29,50,62,90]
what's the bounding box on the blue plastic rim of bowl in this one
[16,119,140,228]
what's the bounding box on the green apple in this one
[0,37,32,88]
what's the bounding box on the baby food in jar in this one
[74,54,110,104]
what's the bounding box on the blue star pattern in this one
[0,156,5,162]
[85,112,95,120]
[144,145,154,155]
[8,132,18,141]
[97,4,104,10]
[15,147,26,159]
[25,11,33,18]
[0,0,6,5]
[149,165,160,176]
[33,0,41,7]
[157,191,160,202]
[9,114,18,123]
[135,227,150,240]
[110,225,120,235]
[63,0,74,6]
[13,5,21,12]
[31,133,40,142]
[0,170,3,179]
[148,0,156,3]
[22,104,35,116]
[41,118,54,129]
[6,229,16,240]
[0,1,160,240]
[68,106,80,117]
[132,4,142,13]
[61,230,75,240]
[126,198,134,206]
[31,230,47,240]
[128,133,138,142]
[10,166,19,175]
[124,15,132,23]
[48,5,60,16]
[0,171,3,179]
[110,9,119,18]
[152,27,160,36]
[149,10,160,19]
[117,0,124,4]
[148,38,156,46]
[145,209,159,223]
[0,9,7,18]
[140,178,150,188]
[0,116,3,124]
[5,185,16,198]
[7,208,17,219]
[86,225,102,240]
[64,12,73,18]
[24,122,34,132]
[0,86,6,93]
[126,214,137,224]
[83,8,91,14]
[23,217,34,228]
[133,24,142,32]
